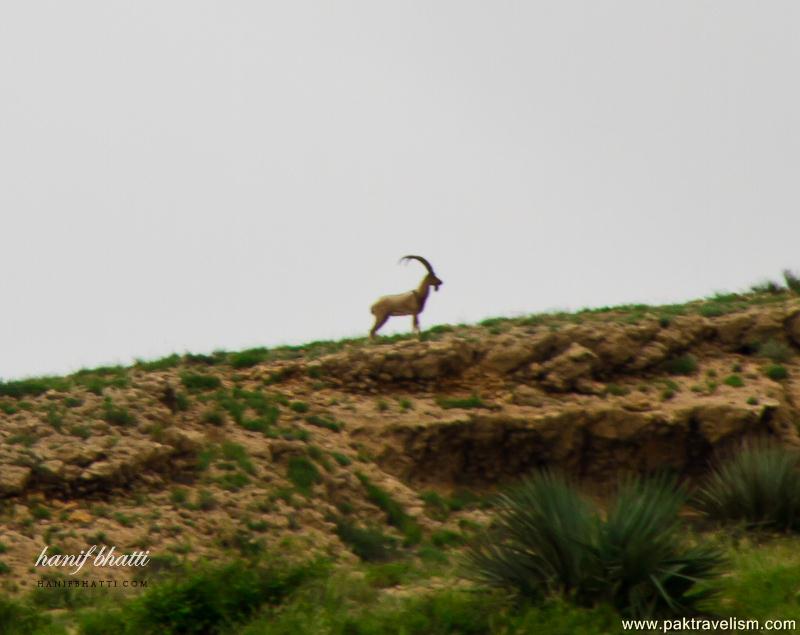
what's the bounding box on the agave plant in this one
[465,470,596,601]
[466,471,724,618]
[588,476,722,617]
[695,439,800,531]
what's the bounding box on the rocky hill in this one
[2,291,800,589]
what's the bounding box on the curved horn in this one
[399,255,435,275]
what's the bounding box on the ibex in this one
[370,255,443,339]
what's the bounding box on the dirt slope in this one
[2,292,800,588]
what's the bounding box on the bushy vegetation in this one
[0,376,70,398]
[661,354,698,376]
[783,269,800,294]
[467,471,723,618]
[758,339,793,363]
[695,440,800,531]
[229,348,269,369]
[765,364,789,381]
[335,519,400,562]
[0,595,61,634]
[180,372,222,392]
[76,560,322,635]
[101,398,137,426]
[287,456,321,495]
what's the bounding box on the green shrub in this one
[0,596,55,634]
[0,376,70,398]
[335,519,399,562]
[467,471,723,618]
[358,473,422,545]
[201,409,225,426]
[751,279,785,295]
[136,354,181,371]
[661,354,698,376]
[305,414,343,432]
[765,364,789,381]
[102,399,136,426]
[331,452,351,466]
[195,489,217,511]
[436,394,487,409]
[218,472,251,491]
[290,401,309,414]
[605,383,630,396]
[181,372,222,392]
[229,349,268,369]
[723,374,744,388]
[222,441,255,474]
[783,269,800,294]
[431,529,463,548]
[98,560,320,634]
[758,339,793,363]
[695,440,800,531]
[287,457,321,495]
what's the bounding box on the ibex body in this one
[370,255,442,339]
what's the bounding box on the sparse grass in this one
[358,473,422,545]
[218,472,251,491]
[170,487,189,507]
[8,433,37,447]
[102,398,136,426]
[195,489,217,511]
[222,441,255,474]
[398,398,413,411]
[605,383,629,397]
[305,414,343,432]
[376,399,389,412]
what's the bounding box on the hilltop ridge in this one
[2,289,800,588]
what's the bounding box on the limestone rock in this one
[540,343,599,392]
[0,465,31,496]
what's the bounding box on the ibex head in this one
[400,255,442,291]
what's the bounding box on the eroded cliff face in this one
[1,295,800,584]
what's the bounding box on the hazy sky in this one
[1,2,799,380]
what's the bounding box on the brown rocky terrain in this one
[2,292,800,591]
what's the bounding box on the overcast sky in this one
[1,2,799,380]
